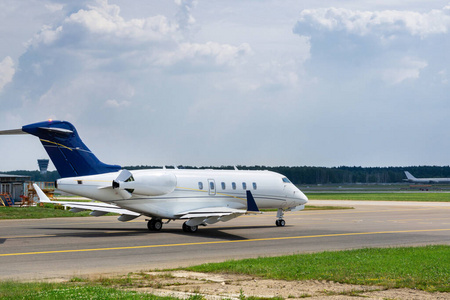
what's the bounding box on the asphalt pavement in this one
[1,201,449,281]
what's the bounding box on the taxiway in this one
[1,201,449,281]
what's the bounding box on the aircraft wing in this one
[175,190,261,226]
[176,207,247,219]
[33,184,140,222]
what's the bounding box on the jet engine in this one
[112,170,177,197]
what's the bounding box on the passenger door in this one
[208,179,216,195]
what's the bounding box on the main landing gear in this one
[275,208,286,227]
[147,219,199,233]
[147,218,163,231]
[182,221,198,233]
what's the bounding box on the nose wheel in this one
[275,219,285,227]
[276,208,286,227]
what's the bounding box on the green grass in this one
[0,281,187,300]
[186,245,450,292]
[0,204,94,219]
[1,246,448,298]
[306,192,450,202]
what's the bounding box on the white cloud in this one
[2,0,449,170]
[0,56,15,92]
[382,57,428,84]
[295,5,450,38]
[45,3,64,13]
[66,1,177,43]
[157,42,251,67]
[23,0,250,73]
[28,25,63,47]
[105,99,131,108]
[438,69,448,84]
[175,0,197,33]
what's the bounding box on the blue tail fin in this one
[22,120,121,178]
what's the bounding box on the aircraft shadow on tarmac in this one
[34,225,280,241]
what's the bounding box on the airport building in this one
[0,174,31,204]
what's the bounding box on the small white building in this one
[0,174,31,203]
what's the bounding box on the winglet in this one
[33,184,51,203]
[246,190,260,213]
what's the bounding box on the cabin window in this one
[242,182,247,190]
[252,182,257,190]
[232,182,236,190]
[282,177,291,183]
[221,182,226,190]
[198,182,203,190]
[210,181,215,190]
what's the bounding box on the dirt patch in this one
[122,271,449,299]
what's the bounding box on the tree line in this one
[3,165,450,185]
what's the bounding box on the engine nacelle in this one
[114,172,177,196]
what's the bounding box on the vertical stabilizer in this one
[22,120,121,178]
[404,171,416,180]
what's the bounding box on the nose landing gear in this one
[275,208,286,227]
[275,219,285,227]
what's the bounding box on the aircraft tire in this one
[148,219,163,231]
[147,220,154,231]
[153,219,163,231]
[182,222,198,233]
[276,219,285,227]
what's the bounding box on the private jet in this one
[0,120,308,232]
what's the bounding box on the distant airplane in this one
[403,171,450,184]
[0,120,308,233]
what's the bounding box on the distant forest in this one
[4,165,450,185]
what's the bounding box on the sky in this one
[0,0,449,171]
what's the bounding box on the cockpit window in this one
[282,177,291,183]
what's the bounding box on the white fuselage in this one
[57,169,308,219]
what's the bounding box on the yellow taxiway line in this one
[1,228,449,257]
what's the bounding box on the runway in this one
[1,201,449,281]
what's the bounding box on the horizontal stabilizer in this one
[0,128,26,135]
[33,184,51,203]
[32,184,140,217]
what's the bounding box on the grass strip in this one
[0,205,93,219]
[0,281,184,300]
[306,192,450,202]
[186,245,450,292]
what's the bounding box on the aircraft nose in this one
[299,190,308,204]
[294,188,308,205]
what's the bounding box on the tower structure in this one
[38,159,49,174]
